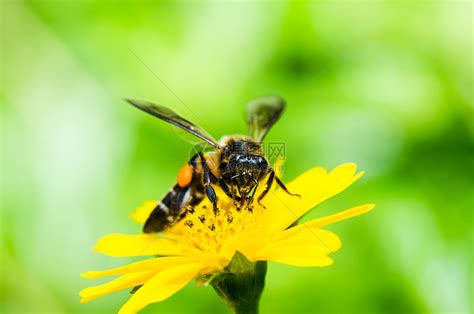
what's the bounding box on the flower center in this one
[171,197,265,254]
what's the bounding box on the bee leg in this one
[246,181,259,212]
[274,175,301,197]
[189,193,205,207]
[205,178,219,216]
[199,152,219,215]
[218,180,235,199]
[219,180,242,209]
[257,169,275,209]
[178,193,204,221]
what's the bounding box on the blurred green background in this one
[1,1,472,313]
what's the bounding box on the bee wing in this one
[246,96,285,142]
[126,98,220,148]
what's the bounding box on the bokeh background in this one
[1,1,472,313]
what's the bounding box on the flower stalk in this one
[210,252,267,314]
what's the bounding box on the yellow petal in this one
[272,204,375,242]
[118,262,206,314]
[80,271,154,303]
[178,245,229,270]
[255,228,340,267]
[306,203,375,228]
[81,256,199,279]
[255,243,335,267]
[255,228,341,266]
[93,233,180,257]
[130,200,156,224]
[262,163,364,232]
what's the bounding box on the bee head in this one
[223,154,268,197]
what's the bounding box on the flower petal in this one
[81,256,199,279]
[80,271,154,303]
[263,163,364,232]
[272,204,375,242]
[93,233,180,257]
[118,262,206,314]
[306,203,375,228]
[254,227,341,267]
[256,226,340,257]
[130,200,156,224]
[255,244,335,267]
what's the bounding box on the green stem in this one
[210,252,267,314]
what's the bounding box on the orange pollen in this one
[177,164,193,187]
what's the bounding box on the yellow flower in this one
[80,163,374,313]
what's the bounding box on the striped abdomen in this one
[143,154,206,233]
[143,184,193,233]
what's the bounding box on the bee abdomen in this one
[142,154,207,233]
[143,184,191,233]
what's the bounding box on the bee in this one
[126,96,298,233]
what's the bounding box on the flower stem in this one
[211,252,267,314]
